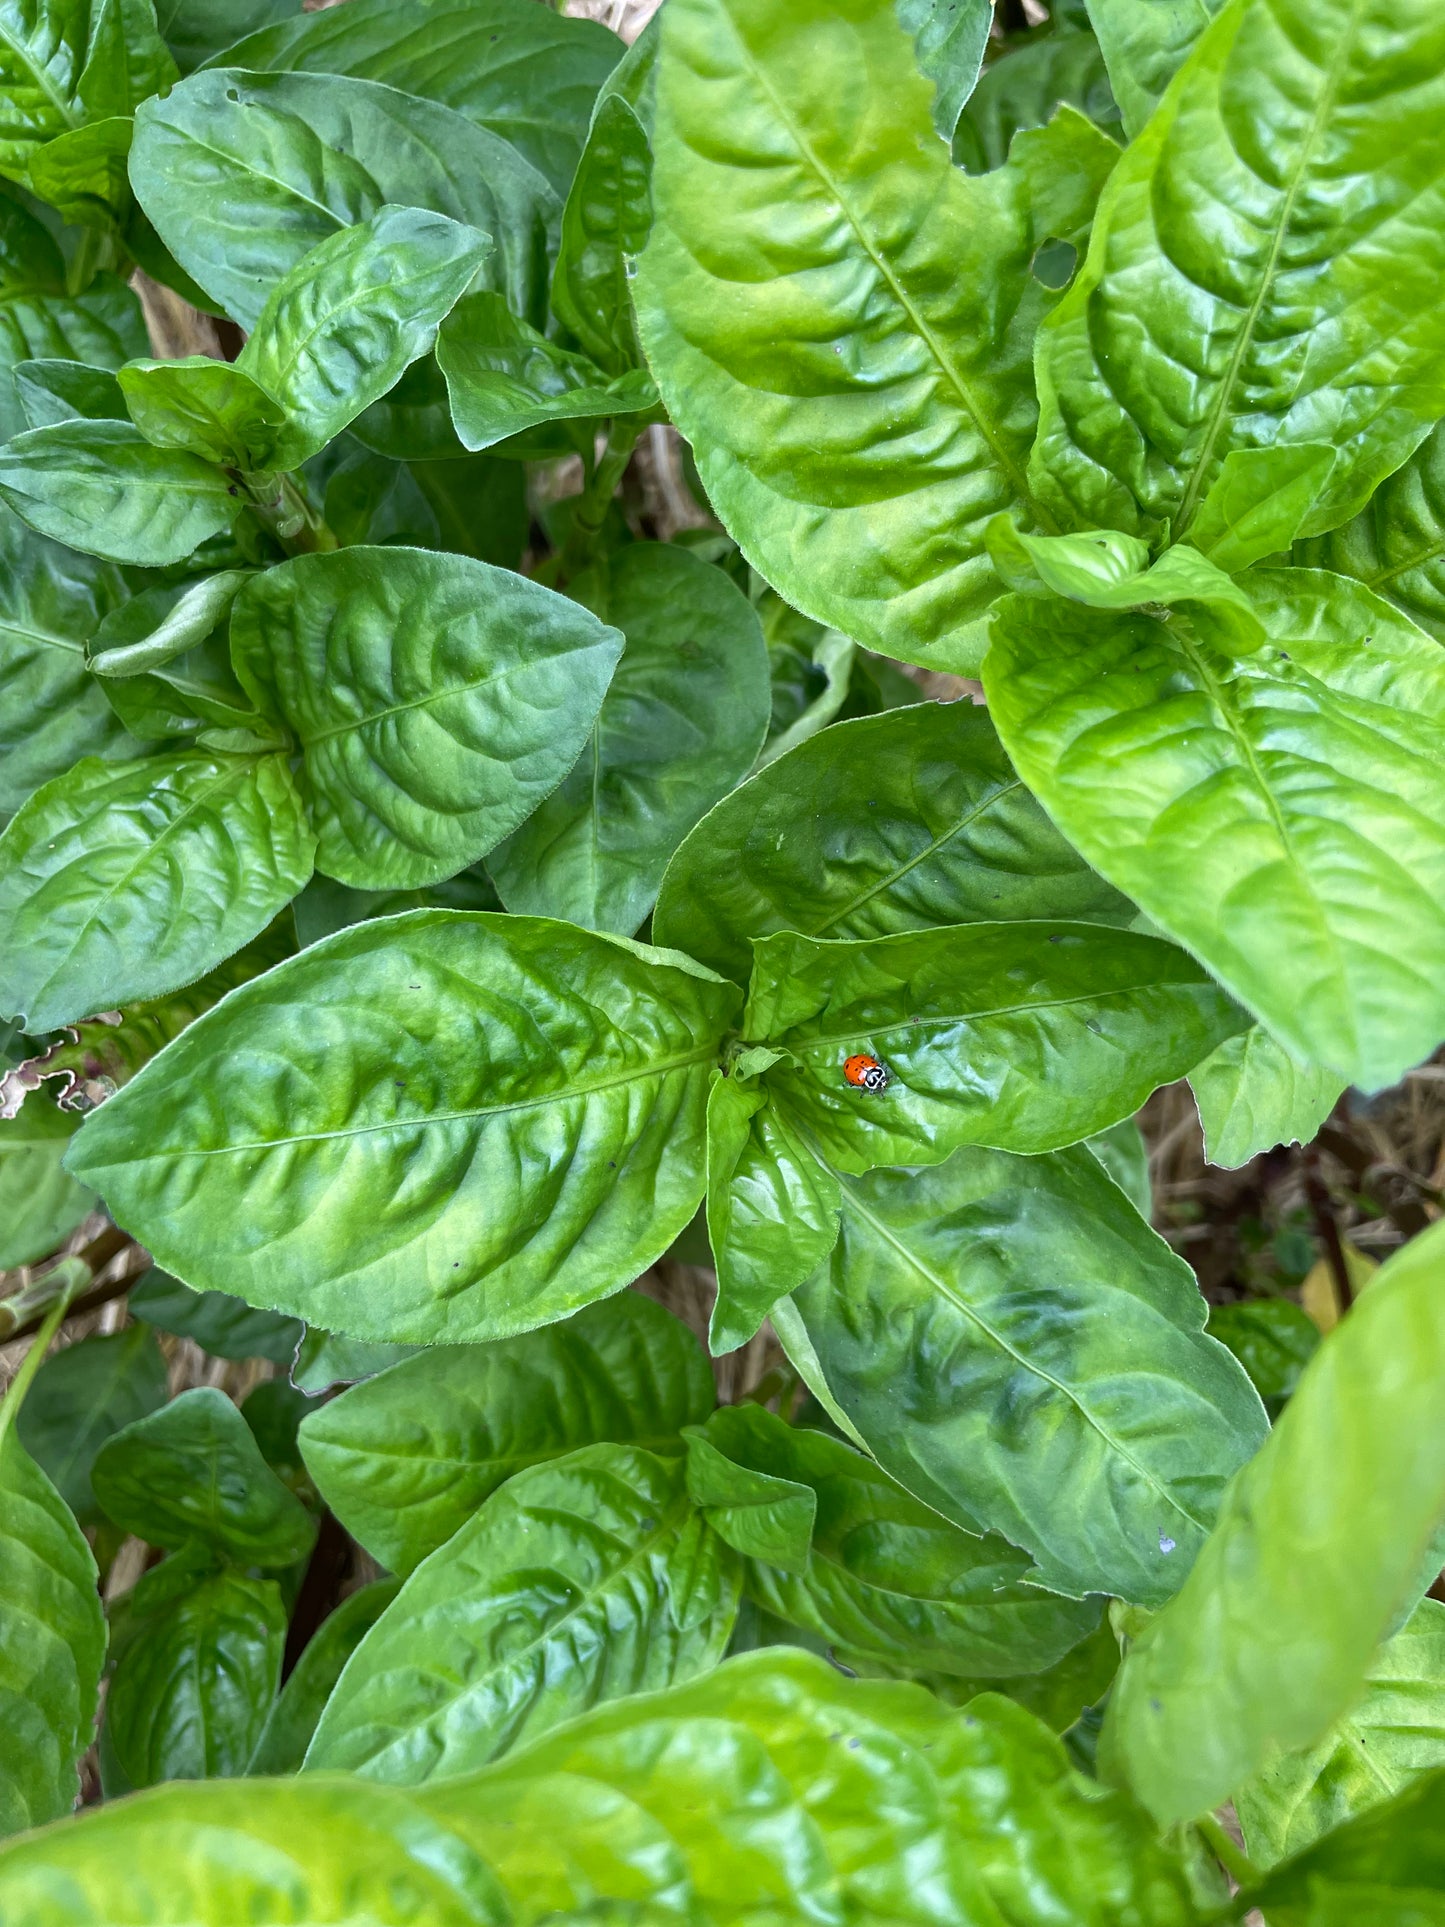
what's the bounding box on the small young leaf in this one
[14,1326,167,1524]
[26,117,132,229]
[0,421,235,566]
[119,356,285,468]
[88,569,252,679]
[0,1099,97,1269]
[552,51,655,373]
[1190,1026,1344,1169]
[896,0,992,141]
[683,1418,816,1575]
[953,26,1119,174]
[15,358,126,428]
[1186,443,1335,574]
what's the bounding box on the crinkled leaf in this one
[1190,1027,1344,1168]
[1105,1219,1445,1823]
[14,1325,166,1523]
[299,1291,715,1576]
[745,921,1245,1171]
[0,1097,96,1267]
[983,572,1445,1090]
[119,355,285,467]
[106,1572,285,1787]
[15,355,125,427]
[0,0,175,180]
[635,0,1120,673]
[230,547,621,890]
[67,912,740,1344]
[790,1142,1268,1603]
[0,266,145,441]
[1083,0,1227,139]
[247,1577,400,1776]
[1187,443,1336,575]
[0,420,234,566]
[1298,420,1445,644]
[91,1386,318,1566]
[488,543,769,936]
[130,1269,303,1365]
[656,699,1133,987]
[0,749,315,1032]
[985,519,1265,641]
[307,1444,741,1782]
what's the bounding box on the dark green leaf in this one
[408,453,528,568]
[14,1325,166,1523]
[119,356,285,468]
[1105,1219,1445,1822]
[291,866,501,950]
[1083,0,1226,139]
[130,1269,303,1364]
[26,116,131,228]
[0,0,175,181]
[239,1378,310,1477]
[437,290,656,452]
[789,1142,1268,1603]
[1205,1298,1319,1419]
[15,356,125,427]
[1085,1117,1151,1220]
[635,0,1120,673]
[953,27,1119,175]
[1297,420,1445,644]
[88,568,251,678]
[299,1290,714,1575]
[230,547,621,890]
[910,1616,1122,1736]
[130,69,559,332]
[0,270,146,442]
[157,0,301,73]
[1190,1027,1344,1168]
[0,420,235,567]
[745,921,1245,1170]
[91,1386,318,1565]
[106,1571,285,1788]
[68,912,741,1344]
[247,1577,400,1776]
[0,1097,96,1267]
[654,700,1134,987]
[0,749,316,1032]
[896,0,991,140]
[307,1444,741,1781]
[488,543,770,936]
[290,1329,421,1396]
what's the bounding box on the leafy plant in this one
[2,0,1445,1917]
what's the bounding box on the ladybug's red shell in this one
[844,1053,889,1092]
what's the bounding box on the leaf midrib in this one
[0,20,81,136]
[785,979,1200,1057]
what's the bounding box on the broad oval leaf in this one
[67,912,741,1344]
[982,571,1445,1090]
[130,68,559,331]
[1032,0,1445,545]
[247,1577,401,1776]
[300,1290,715,1575]
[0,749,316,1032]
[789,1142,1268,1603]
[306,1443,741,1782]
[654,700,1134,987]
[91,1386,318,1566]
[230,547,622,889]
[1190,1026,1343,1169]
[634,0,1120,672]
[0,1420,105,1836]
[488,543,770,936]
[1298,419,1445,643]
[106,1572,285,1788]
[14,1325,167,1524]
[0,420,235,567]
[1105,1219,1445,1823]
[0,1098,96,1269]
[744,921,1245,1170]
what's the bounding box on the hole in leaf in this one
[1031,238,1078,290]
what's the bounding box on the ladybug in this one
[844,1053,889,1093]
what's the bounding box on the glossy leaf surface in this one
[1084,0,1226,139]
[488,543,769,935]
[231,548,622,889]
[14,1325,166,1523]
[983,572,1445,1090]
[0,0,176,178]
[0,1099,96,1268]
[635,0,1120,672]
[745,921,1245,1169]
[655,700,1134,987]
[300,1291,714,1575]
[1105,1219,1445,1822]
[68,913,740,1343]
[0,749,315,1032]
[897,0,991,140]
[91,1387,317,1566]
[307,1444,740,1782]
[790,1143,1267,1602]
[248,1577,400,1775]
[0,420,234,566]
[1241,1765,1445,1926]
[0,262,146,443]
[1205,1298,1319,1419]
[1190,1027,1343,1168]
[1298,420,1445,643]
[952,26,1118,174]
[118,355,285,467]
[16,356,126,428]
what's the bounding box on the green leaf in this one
[247,1576,400,1775]
[291,1329,420,1396]
[1104,1218,1445,1823]
[1085,1116,1152,1220]
[744,921,1245,1171]
[106,1571,285,1788]
[157,0,302,75]
[0,1395,105,1835]
[230,547,622,890]
[0,1772,512,1922]
[487,544,770,936]
[15,356,125,427]
[983,571,1445,1090]
[291,865,502,950]
[1297,420,1445,644]
[953,27,1119,175]
[789,1142,1268,1603]
[0,0,176,181]
[1190,1026,1344,1168]
[1032,0,1445,546]
[896,0,991,140]
[911,1617,1122,1736]
[238,206,491,471]
[1083,0,1226,140]
[67,911,741,1344]
[754,589,855,766]
[1186,443,1336,575]
[306,1443,741,1782]
[0,254,146,439]
[1205,1297,1319,1419]
[656,699,1134,988]
[130,68,559,332]
[1234,1598,1445,1866]
[211,0,624,198]
[437,291,656,453]
[1241,1763,1445,1924]
[299,1291,714,1576]
[14,1325,166,1523]
[91,1386,318,1565]
[89,568,251,679]
[684,1414,817,1575]
[0,419,235,566]
[694,1403,1102,1677]
[130,1269,303,1365]
[634,0,1120,674]
[0,1097,96,1267]
[0,749,315,1032]
[118,355,285,468]
[26,115,131,228]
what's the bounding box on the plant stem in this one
[555,422,641,580]
[241,471,339,556]
[0,1288,74,1442]
[1197,1813,1257,1891]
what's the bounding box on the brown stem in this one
[282,1509,352,1681]
[1302,1145,1354,1317]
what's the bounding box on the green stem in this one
[241,470,339,556]
[1197,1813,1258,1891]
[556,422,641,579]
[0,1289,72,1444]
